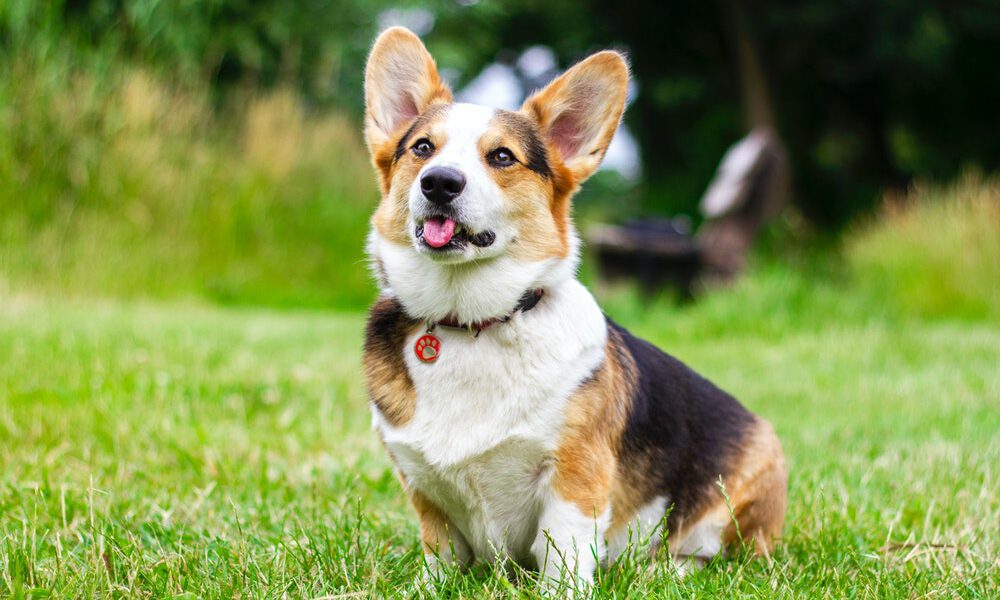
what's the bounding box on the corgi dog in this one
[361,27,787,589]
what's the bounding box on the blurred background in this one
[1,0,997,315]
[3,5,999,595]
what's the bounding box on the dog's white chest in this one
[389,436,551,563]
[373,281,607,562]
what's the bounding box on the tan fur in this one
[551,327,642,521]
[364,30,628,264]
[669,418,787,558]
[370,105,450,246]
[391,466,470,564]
[478,117,568,260]
[720,418,788,555]
[552,327,786,557]
[365,27,451,246]
[361,28,785,573]
[370,173,415,247]
[362,298,421,427]
[411,488,465,559]
[552,327,677,543]
[541,163,579,261]
[516,50,629,260]
[364,27,452,152]
[521,51,629,182]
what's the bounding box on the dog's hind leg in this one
[721,418,787,557]
[668,418,787,569]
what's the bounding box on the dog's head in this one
[364,27,628,321]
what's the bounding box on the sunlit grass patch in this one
[1,289,997,597]
[845,172,1000,321]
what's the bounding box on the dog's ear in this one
[521,51,629,182]
[364,27,452,151]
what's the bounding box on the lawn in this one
[2,264,998,598]
[2,11,998,595]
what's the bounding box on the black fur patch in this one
[495,110,551,178]
[609,319,756,530]
[363,296,419,420]
[365,297,416,350]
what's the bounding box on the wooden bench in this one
[589,128,788,296]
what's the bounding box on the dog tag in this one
[414,334,441,363]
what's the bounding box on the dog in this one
[361,26,787,589]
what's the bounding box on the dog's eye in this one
[411,138,435,158]
[487,147,517,168]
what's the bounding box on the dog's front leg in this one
[411,489,472,581]
[531,454,612,593]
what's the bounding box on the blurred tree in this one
[431,0,1000,227]
[3,0,393,105]
[3,0,998,227]
[752,0,1000,225]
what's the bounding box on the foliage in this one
[0,0,391,106]
[845,172,1000,321]
[4,0,999,233]
[3,1,998,314]
[431,1,1000,226]
[0,50,378,308]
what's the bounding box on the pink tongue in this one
[423,217,456,248]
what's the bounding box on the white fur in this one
[670,508,729,577]
[407,103,519,267]
[410,104,507,246]
[368,98,641,585]
[532,494,611,588]
[374,277,607,565]
[370,102,582,325]
[672,508,728,560]
[605,495,669,563]
[370,230,577,325]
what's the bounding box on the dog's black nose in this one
[420,167,466,206]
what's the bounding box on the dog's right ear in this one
[364,27,452,152]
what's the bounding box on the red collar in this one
[434,289,545,332]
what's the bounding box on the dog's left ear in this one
[521,51,629,183]
[364,27,452,151]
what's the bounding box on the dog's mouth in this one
[416,216,496,251]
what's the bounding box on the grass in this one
[2,254,998,597]
[1,25,999,596]
[844,172,1000,321]
[0,53,377,310]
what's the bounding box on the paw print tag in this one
[414,334,441,363]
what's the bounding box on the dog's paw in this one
[538,571,594,599]
[405,556,443,598]
[421,553,446,583]
[671,554,707,578]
